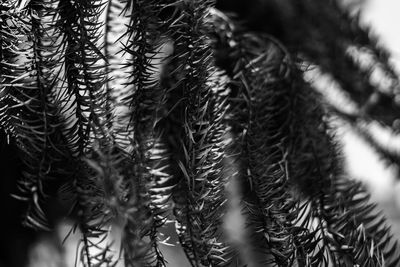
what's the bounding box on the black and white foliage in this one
[1,0,400,266]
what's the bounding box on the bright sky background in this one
[363,0,400,69]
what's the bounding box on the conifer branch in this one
[210,10,400,266]
[117,1,173,266]
[160,1,232,265]
[215,0,400,130]
[2,1,400,266]
[0,0,75,231]
[56,0,120,265]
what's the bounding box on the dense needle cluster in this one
[1,0,400,266]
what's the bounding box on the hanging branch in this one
[215,0,400,130]
[56,0,121,266]
[213,26,307,266]
[209,11,305,265]
[210,10,400,266]
[282,54,400,267]
[295,0,400,128]
[321,0,400,124]
[0,0,76,230]
[3,1,400,266]
[159,1,232,266]
[57,0,109,155]
[116,0,173,266]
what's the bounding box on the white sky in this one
[363,0,400,68]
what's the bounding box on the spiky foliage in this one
[216,0,400,125]
[2,0,400,267]
[222,33,302,265]
[0,0,75,230]
[216,0,400,185]
[159,1,232,265]
[210,9,400,266]
[117,0,171,265]
[54,0,123,265]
